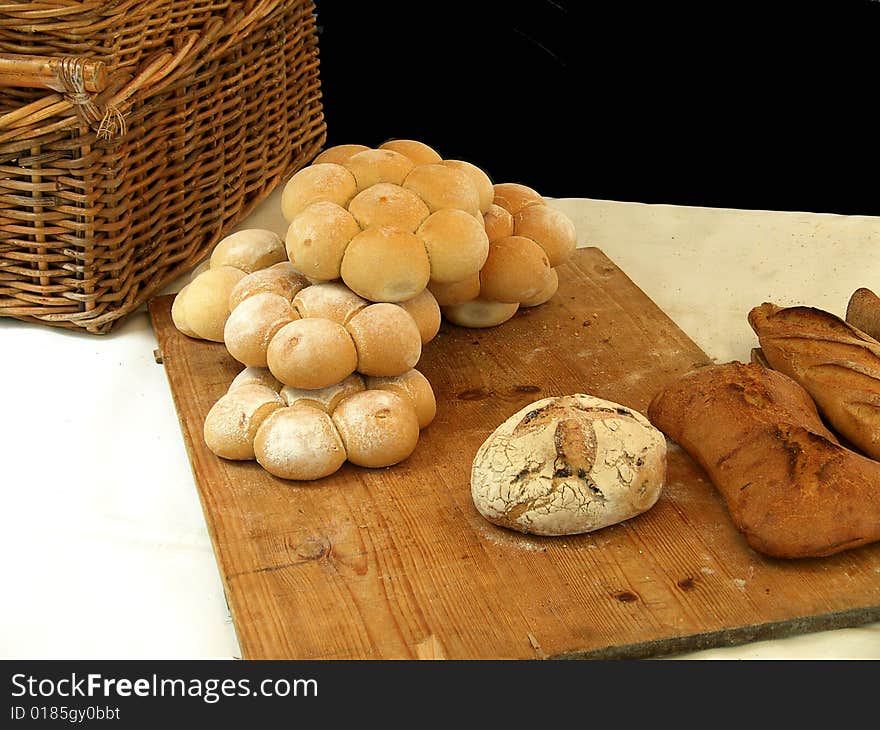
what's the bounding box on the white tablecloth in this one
[3,188,879,659]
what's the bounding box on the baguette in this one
[748,302,880,460]
[846,287,880,341]
[647,361,880,558]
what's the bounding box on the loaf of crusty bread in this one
[748,302,880,460]
[846,287,880,341]
[648,361,880,558]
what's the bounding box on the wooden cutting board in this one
[148,247,880,659]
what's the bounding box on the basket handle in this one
[0,54,107,93]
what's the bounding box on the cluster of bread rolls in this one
[172,138,578,481]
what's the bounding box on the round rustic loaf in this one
[228,263,309,310]
[281,373,365,413]
[471,394,666,536]
[395,289,441,344]
[347,183,430,232]
[483,204,514,242]
[513,204,577,267]
[285,201,361,281]
[403,163,481,215]
[378,139,442,165]
[440,159,494,213]
[292,282,369,324]
[224,292,299,368]
[416,208,489,284]
[203,384,284,460]
[340,226,431,302]
[365,369,436,429]
[332,390,420,468]
[210,229,287,273]
[343,148,415,190]
[427,274,481,307]
[492,182,545,215]
[281,163,358,222]
[266,317,358,389]
[479,235,552,304]
[182,266,247,342]
[312,143,370,165]
[441,298,519,328]
[345,303,422,376]
[254,406,347,480]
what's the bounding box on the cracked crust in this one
[471,394,666,536]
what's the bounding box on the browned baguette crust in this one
[647,361,880,558]
[846,288,880,341]
[748,302,880,460]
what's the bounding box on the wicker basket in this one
[0,0,326,334]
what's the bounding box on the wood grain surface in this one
[148,247,880,659]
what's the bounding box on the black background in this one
[314,1,878,215]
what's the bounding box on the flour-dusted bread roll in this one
[416,208,490,283]
[312,143,370,165]
[378,139,442,165]
[171,284,198,337]
[228,263,310,310]
[403,163,481,215]
[427,274,481,307]
[281,373,365,413]
[442,297,519,328]
[204,384,285,460]
[332,390,420,468]
[292,281,369,324]
[472,394,666,536]
[267,317,358,389]
[224,292,299,368]
[229,366,282,392]
[343,148,415,190]
[513,204,577,267]
[281,163,358,222]
[519,267,559,308]
[189,259,211,281]
[492,182,545,215]
[183,265,247,342]
[254,406,347,480]
[210,229,287,273]
[346,303,422,376]
[440,159,494,214]
[395,288,441,344]
[365,369,436,429]
[483,204,514,242]
[348,182,431,232]
[479,235,552,304]
[340,226,431,302]
[285,201,361,282]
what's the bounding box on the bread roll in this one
[347,183,431,232]
[365,369,436,429]
[171,284,198,338]
[340,226,431,302]
[440,159,494,213]
[483,204,514,242]
[416,208,489,283]
[520,267,559,308]
[479,235,551,304]
[343,148,415,190]
[846,288,880,341]
[210,229,287,273]
[285,201,361,281]
[442,298,519,328]
[228,263,310,310]
[312,143,370,166]
[748,302,880,460]
[492,182,545,215]
[266,317,358,389]
[281,163,357,222]
[471,395,666,536]
[254,406,347,480]
[183,266,247,342]
[229,366,282,392]
[346,303,422,376]
[332,390,420,468]
[224,292,299,368]
[189,259,211,281]
[203,384,284,460]
[395,288,441,344]
[281,373,365,413]
[648,361,880,558]
[427,274,481,306]
[513,204,577,267]
[292,281,369,324]
[403,163,481,215]
[378,139,442,165]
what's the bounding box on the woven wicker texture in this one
[0,0,326,333]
